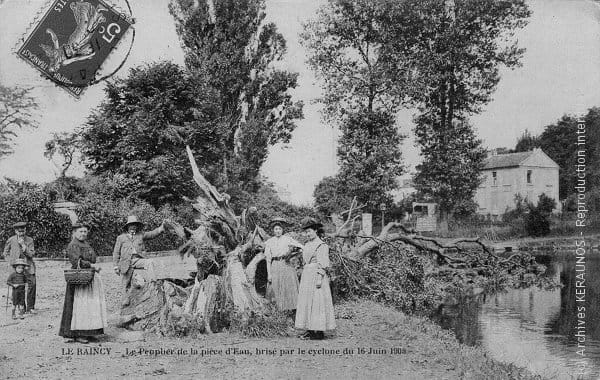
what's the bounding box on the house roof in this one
[483,151,534,169]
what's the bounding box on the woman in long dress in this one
[295,217,336,340]
[264,217,303,313]
[59,223,108,343]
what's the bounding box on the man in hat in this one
[3,221,37,313]
[112,216,167,307]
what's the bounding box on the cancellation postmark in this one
[16,0,132,97]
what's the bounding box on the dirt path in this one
[0,261,539,380]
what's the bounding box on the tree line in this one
[2,0,547,234]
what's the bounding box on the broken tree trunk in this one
[118,146,268,333]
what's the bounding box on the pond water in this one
[435,253,600,380]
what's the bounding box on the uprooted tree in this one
[117,146,548,335]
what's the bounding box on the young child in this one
[7,259,28,319]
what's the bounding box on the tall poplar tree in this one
[169,0,303,193]
[302,0,407,212]
[388,0,531,222]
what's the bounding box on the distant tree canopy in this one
[0,85,38,159]
[510,109,600,199]
[512,130,539,153]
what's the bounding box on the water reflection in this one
[436,254,600,379]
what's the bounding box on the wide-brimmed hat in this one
[12,221,27,229]
[12,258,29,268]
[268,217,290,228]
[301,217,323,231]
[123,215,144,230]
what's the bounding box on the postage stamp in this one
[16,0,132,97]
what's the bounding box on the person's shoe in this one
[64,338,75,343]
[298,330,312,339]
[310,331,324,340]
[75,337,89,344]
[11,309,17,320]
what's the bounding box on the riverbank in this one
[486,234,600,254]
[0,261,542,379]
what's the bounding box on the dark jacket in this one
[3,236,35,274]
[66,238,96,269]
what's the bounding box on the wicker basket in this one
[64,269,94,285]
[64,259,95,285]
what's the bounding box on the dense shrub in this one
[524,194,556,237]
[329,242,437,314]
[0,180,71,257]
[76,195,194,255]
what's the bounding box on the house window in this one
[492,171,497,186]
[527,170,532,184]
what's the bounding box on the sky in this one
[1,0,600,205]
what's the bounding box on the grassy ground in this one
[0,261,543,379]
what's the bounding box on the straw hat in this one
[12,221,27,229]
[123,215,144,231]
[12,258,29,268]
[268,217,290,228]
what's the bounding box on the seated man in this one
[113,215,166,307]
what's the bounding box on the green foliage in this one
[169,0,303,194]
[329,242,437,314]
[314,111,405,215]
[584,107,600,190]
[43,176,85,203]
[525,194,556,237]
[75,193,192,255]
[537,115,578,199]
[399,0,530,216]
[336,110,405,212]
[302,1,407,213]
[44,132,81,179]
[313,176,354,216]
[0,85,39,159]
[414,119,486,216]
[231,180,319,230]
[512,129,539,153]
[503,193,556,237]
[81,62,210,207]
[301,0,411,121]
[510,109,600,200]
[0,180,71,257]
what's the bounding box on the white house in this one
[474,148,560,216]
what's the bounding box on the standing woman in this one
[264,217,303,313]
[295,218,336,340]
[59,223,108,343]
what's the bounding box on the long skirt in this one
[295,263,336,331]
[270,260,299,311]
[59,275,107,338]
